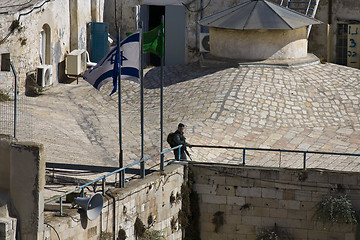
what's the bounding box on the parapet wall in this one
[43,164,185,240]
[190,163,360,240]
[0,135,45,240]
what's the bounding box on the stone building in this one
[0,0,105,94]
[308,0,360,68]
[1,0,359,94]
[116,0,359,68]
[198,0,321,61]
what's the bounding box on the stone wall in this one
[190,163,360,240]
[0,0,104,93]
[114,0,359,66]
[0,135,45,240]
[43,164,185,240]
[0,135,12,190]
[308,0,360,63]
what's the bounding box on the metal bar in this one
[44,159,144,204]
[10,61,17,138]
[139,22,145,179]
[190,145,360,157]
[117,28,124,188]
[160,145,182,155]
[102,178,106,195]
[160,153,164,171]
[44,143,360,207]
[305,0,311,15]
[242,149,246,165]
[121,169,126,187]
[59,196,63,216]
[140,158,145,179]
[160,15,165,171]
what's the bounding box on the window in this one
[40,24,51,65]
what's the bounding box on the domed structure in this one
[199,0,321,61]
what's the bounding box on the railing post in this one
[81,188,84,197]
[160,153,164,171]
[242,149,246,165]
[140,158,145,179]
[178,146,181,160]
[303,152,307,169]
[121,169,125,188]
[59,196,63,217]
[102,178,106,195]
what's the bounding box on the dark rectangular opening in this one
[335,24,348,66]
[1,53,10,72]
[148,5,165,66]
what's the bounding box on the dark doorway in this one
[148,5,165,66]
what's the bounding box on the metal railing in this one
[45,143,360,216]
[190,144,360,169]
[44,145,182,216]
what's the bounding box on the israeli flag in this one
[83,31,140,95]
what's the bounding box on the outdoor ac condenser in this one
[36,65,52,87]
[199,33,210,52]
[66,49,87,75]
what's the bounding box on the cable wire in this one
[182,0,212,13]
[0,0,33,9]
[0,0,52,45]
[44,223,61,240]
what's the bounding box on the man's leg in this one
[180,149,187,160]
[174,148,180,160]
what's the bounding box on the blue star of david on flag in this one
[83,31,140,95]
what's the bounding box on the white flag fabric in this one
[120,32,140,83]
[82,31,140,94]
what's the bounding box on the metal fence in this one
[44,143,360,216]
[44,145,183,216]
[190,144,360,170]
[0,63,33,141]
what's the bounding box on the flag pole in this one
[160,15,165,170]
[139,22,145,179]
[117,28,124,187]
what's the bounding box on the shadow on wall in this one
[58,60,74,84]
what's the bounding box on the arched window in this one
[40,24,51,65]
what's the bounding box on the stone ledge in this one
[200,53,320,68]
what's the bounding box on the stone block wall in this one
[44,164,185,240]
[0,135,45,240]
[190,163,360,240]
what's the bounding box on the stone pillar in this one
[0,218,16,240]
[0,135,12,190]
[10,142,45,240]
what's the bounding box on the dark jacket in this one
[173,130,187,147]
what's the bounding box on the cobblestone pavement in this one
[3,62,360,178]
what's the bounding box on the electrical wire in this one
[44,223,61,240]
[0,0,52,45]
[17,0,52,20]
[0,0,33,9]
[182,0,212,13]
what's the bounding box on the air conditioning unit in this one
[66,49,87,75]
[199,33,210,52]
[36,65,52,87]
